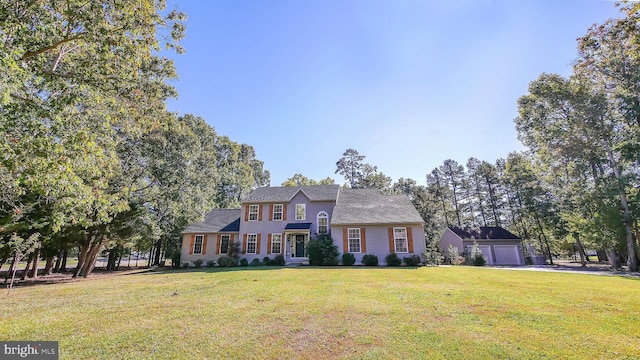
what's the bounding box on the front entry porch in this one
[285,233,309,262]
[284,223,312,263]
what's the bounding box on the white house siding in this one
[239,191,336,262]
[181,232,242,265]
[494,245,522,265]
[333,224,426,265]
[438,228,464,257]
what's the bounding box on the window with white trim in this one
[273,204,283,221]
[247,234,257,254]
[220,234,230,254]
[317,212,328,234]
[248,205,259,221]
[295,204,305,220]
[394,227,408,253]
[271,233,282,254]
[348,228,361,253]
[194,235,204,254]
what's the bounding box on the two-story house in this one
[180,185,425,265]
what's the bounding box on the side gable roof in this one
[241,185,340,203]
[182,209,241,234]
[331,188,424,225]
[449,226,521,240]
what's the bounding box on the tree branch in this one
[21,35,82,60]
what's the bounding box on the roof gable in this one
[449,226,521,240]
[242,185,339,203]
[331,188,424,225]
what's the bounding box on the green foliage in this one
[170,250,181,268]
[335,149,391,191]
[281,174,335,186]
[423,238,442,266]
[306,235,339,266]
[206,260,216,268]
[447,244,460,265]
[468,242,486,266]
[192,259,204,268]
[335,149,366,188]
[403,255,422,266]
[240,258,249,267]
[250,258,262,266]
[0,1,272,278]
[342,253,356,266]
[385,253,402,266]
[217,256,237,268]
[227,242,242,260]
[272,254,286,266]
[362,254,379,266]
[181,262,190,268]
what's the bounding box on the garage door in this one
[494,245,521,265]
[466,245,493,265]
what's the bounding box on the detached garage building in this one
[439,226,525,265]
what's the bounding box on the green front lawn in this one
[1,266,638,359]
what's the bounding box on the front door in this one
[295,234,306,257]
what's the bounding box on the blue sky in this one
[164,0,623,186]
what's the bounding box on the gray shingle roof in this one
[449,226,521,240]
[182,209,241,234]
[241,185,340,203]
[331,189,424,225]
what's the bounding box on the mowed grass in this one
[1,267,639,359]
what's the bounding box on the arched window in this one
[317,212,328,234]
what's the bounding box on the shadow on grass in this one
[1,267,157,289]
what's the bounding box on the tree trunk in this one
[7,254,20,295]
[106,249,116,271]
[451,185,462,227]
[609,249,618,270]
[28,248,40,278]
[43,257,55,275]
[534,215,553,265]
[53,249,62,273]
[79,237,105,277]
[20,255,32,280]
[73,243,90,278]
[60,249,68,272]
[153,239,162,266]
[5,256,16,285]
[572,233,586,267]
[603,140,637,271]
[485,175,501,227]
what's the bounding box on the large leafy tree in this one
[436,160,466,226]
[515,73,637,270]
[335,149,392,191]
[335,149,366,188]
[281,174,334,186]
[0,0,186,277]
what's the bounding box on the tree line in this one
[311,3,640,271]
[0,1,269,284]
[2,1,638,282]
